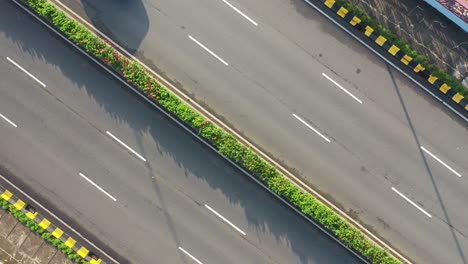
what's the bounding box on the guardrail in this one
[423,0,468,32]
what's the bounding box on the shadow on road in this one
[387,64,467,264]
[0,1,361,264]
[61,0,149,54]
[288,0,467,124]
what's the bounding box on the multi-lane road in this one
[49,0,468,263]
[0,1,364,263]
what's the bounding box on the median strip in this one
[13,0,401,263]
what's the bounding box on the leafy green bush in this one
[19,0,401,263]
[335,0,467,97]
[0,196,85,263]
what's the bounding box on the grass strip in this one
[19,0,401,263]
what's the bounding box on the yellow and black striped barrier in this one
[319,0,468,112]
[0,185,105,264]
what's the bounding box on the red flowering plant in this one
[20,0,403,262]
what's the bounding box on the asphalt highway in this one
[0,1,363,263]
[52,0,468,263]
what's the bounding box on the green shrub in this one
[0,196,85,263]
[337,0,466,96]
[18,0,403,263]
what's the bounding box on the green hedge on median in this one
[335,0,467,97]
[0,198,86,263]
[20,0,400,263]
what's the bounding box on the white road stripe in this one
[204,204,246,236]
[0,113,18,128]
[221,0,258,26]
[392,187,432,218]
[106,131,147,162]
[79,172,117,202]
[0,175,120,264]
[292,114,331,143]
[421,146,461,177]
[15,1,387,261]
[188,35,229,66]
[322,73,362,104]
[178,247,203,264]
[6,57,46,87]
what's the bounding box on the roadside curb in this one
[13,0,403,263]
[0,184,105,264]
[305,0,468,122]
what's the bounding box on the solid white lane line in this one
[221,0,258,26]
[79,172,117,202]
[322,73,362,104]
[292,114,331,143]
[204,204,246,236]
[0,174,120,264]
[178,247,204,264]
[420,146,461,177]
[392,187,432,218]
[13,1,379,262]
[0,113,18,128]
[6,57,46,87]
[188,35,229,66]
[106,131,147,162]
